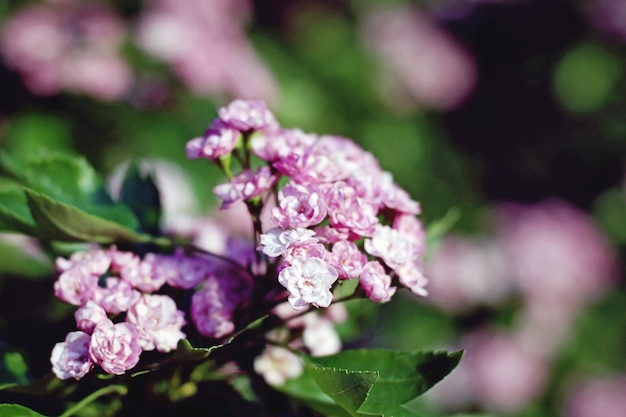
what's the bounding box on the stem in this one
[59,384,128,417]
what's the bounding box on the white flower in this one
[278,256,338,310]
[253,346,303,386]
[364,225,417,269]
[259,227,317,258]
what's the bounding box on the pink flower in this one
[329,240,367,279]
[135,0,277,100]
[496,199,619,310]
[164,252,213,290]
[213,166,277,208]
[395,262,428,296]
[126,294,186,352]
[326,182,379,237]
[392,214,426,256]
[271,182,327,229]
[463,329,548,412]
[218,99,278,131]
[359,261,396,303]
[89,320,142,375]
[361,6,476,111]
[74,300,108,334]
[54,267,99,306]
[191,277,237,338]
[0,3,132,100]
[50,331,93,380]
[250,128,316,162]
[91,277,141,314]
[364,225,418,269]
[278,256,338,310]
[186,120,240,160]
[120,253,168,293]
[563,375,626,417]
[425,235,512,312]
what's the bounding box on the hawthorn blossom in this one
[74,300,108,334]
[218,99,278,131]
[259,227,318,258]
[364,225,418,269]
[213,166,277,208]
[395,262,428,297]
[271,182,327,229]
[253,346,303,386]
[359,261,396,303]
[326,181,379,237]
[54,267,99,306]
[250,128,317,162]
[164,252,214,290]
[91,277,141,314]
[126,294,186,352]
[0,2,132,100]
[302,316,342,357]
[121,253,168,293]
[393,214,426,255]
[329,240,367,279]
[191,272,249,338]
[278,256,338,310]
[186,120,240,160]
[135,0,277,99]
[89,320,142,375]
[361,6,476,111]
[50,331,93,380]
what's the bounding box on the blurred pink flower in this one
[361,6,476,111]
[425,235,513,312]
[463,329,548,412]
[563,375,626,417]
[135,0,277,101]
[496,199,619,311]
[585,0,626,42]
[1,2,132,100]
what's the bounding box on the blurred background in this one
[0,0,625,416]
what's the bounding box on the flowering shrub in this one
[0,99,460,417]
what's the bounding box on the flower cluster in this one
[50,245,251,380]
[188,99,429,312]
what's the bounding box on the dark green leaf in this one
[0,403,48,417]
[25,190,148,243]
[119,163,162,235]
[307,349,462,417]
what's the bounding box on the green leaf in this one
[0,351,29,386]
[0,179,37,234]
[119,163,162,235]
[0,404,48,417]
[308,366,378,417]
[278,368,354,417]
[0,152,139,230]
[25,190,149,243]
[307,349,462,417]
